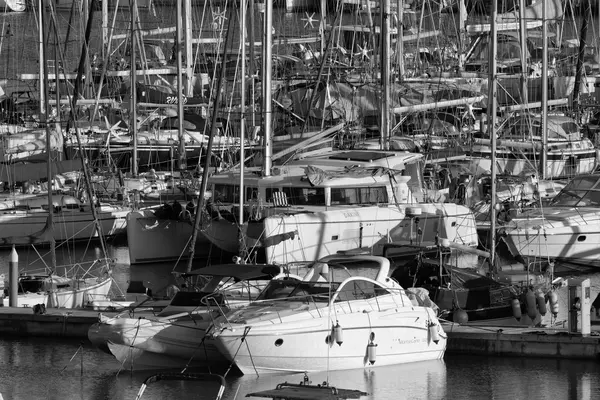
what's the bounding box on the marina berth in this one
[208,254,446,375]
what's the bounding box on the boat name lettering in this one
[166,96,188,105]
[396,338,426,345]
[342,211,359,218]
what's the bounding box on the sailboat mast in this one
[130,0,138,177]
[541,0,548,179]
[397,0,404,80]
[38,0,45,116]
[488,0,498,270]
[176,0,186,171]
[40,0,56,270]
[184,0,193,95]
[262,0,273,176]
[102,0,108,59]
[518,0,528,105]
[380,0,390,150]
[239,0,246,226]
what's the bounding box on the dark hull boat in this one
[386,245,521,326]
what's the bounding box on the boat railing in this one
[59,258,113,279]
[202,295,232,328]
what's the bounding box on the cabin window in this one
[246,187,259,200]
[257,280,337,302]
[330,187,387,205]
[214,184,236,203]
[266,187,325,206]
[335,280,390,302]
[213,184,258,203]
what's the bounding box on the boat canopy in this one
[185,264,285,281]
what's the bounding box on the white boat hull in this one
[502,209,600,266]
[213,308,446,375]
[98,315,225,370]
[207,203,477,264]
[107,341,223,371]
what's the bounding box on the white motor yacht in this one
[209,254,447,375]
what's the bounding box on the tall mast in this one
[488,0,498,270]
[38,0,46,116]
[457,0,467,71]
[102,0,108,59]
[40,0,56,270]
[380,0,390,150]
[518,0,528,105]
[239,0,246,227]
[176,0,186,171]
[184,0,193,95]
[540,0,548,179]
[262,0,273,176]
[396,0,404,80]
[130,0,138,177]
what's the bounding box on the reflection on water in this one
[1,336,600,400]
[229,360,447,400]
[446,355,600,400]
[0,335,449,400]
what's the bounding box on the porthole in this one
[275,338,284,347]
[578,236,586,242]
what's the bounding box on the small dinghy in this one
[246,374,367,400]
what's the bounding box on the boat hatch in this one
[327,151,394,162]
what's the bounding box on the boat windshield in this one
[256,280,338,302]
[551,175,600,207]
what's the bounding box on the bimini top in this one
[185,264,285,281]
